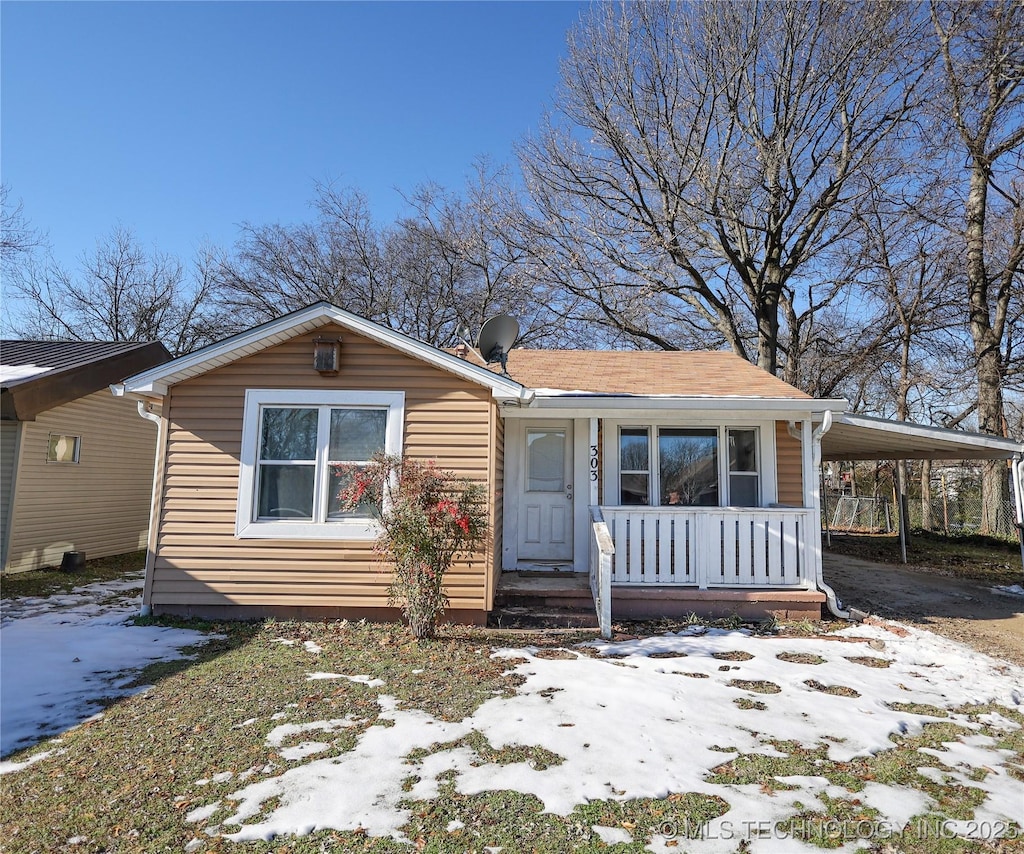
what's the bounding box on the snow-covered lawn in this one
[189,623,1023,852]
[0,573,213,765]
[2,575,1022,852]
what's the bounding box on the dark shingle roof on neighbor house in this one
[1,339,171,420]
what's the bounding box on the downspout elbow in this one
[137,400,161,425]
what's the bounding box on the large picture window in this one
[614,425,761,507]
[237,390,404,539]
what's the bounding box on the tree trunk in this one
[965,163,1009,534]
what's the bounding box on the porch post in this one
[589,418,599,507]
[801,420,814,509]
[807,413,833,588]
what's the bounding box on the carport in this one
[818,412,1024,581]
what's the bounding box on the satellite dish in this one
[476,315,519,375]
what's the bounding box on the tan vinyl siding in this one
[2,391,157,573]
[150,325,497,613]
[775,421,804,507]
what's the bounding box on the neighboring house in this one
[1,340,171,573]
[114,304,1024,635]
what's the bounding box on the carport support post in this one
[1013,455,1024,578]
[893,460,907,564]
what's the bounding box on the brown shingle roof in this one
[464,349,811,399]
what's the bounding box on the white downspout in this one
[136,400,162,617]
[807,411,859,620]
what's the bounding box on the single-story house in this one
[113,303,1024,636]
[1,340,171,573]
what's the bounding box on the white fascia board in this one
[501,395,848,419]
[119,303,525,399]
[839,413,1024,455]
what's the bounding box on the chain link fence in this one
[827,495,1019,538]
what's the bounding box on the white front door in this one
[517,421,574,563]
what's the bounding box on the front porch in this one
[585,504,829,636]
[493,504,826,633]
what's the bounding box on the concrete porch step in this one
[488,605,599,630]
[493,571,594,610]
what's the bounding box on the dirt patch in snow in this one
[823,551,1024,666]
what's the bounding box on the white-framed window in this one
[236,389,404,539]
[46,433,81,463]
[611,424,762,507]
[726,428,760,507]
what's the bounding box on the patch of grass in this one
[846,655,892,668]
[882,814,1020,853]
[709,717,994,824]
[406,730,564,771]
[734,698,768,711]
[676,671,710,679]
[728,679,781,694]
[804,679,860,697]
[0,550,145,599]
[826,531,1020,586]
[396,783,729,852]
[776,651,826,665]
[711,650,755,661]
[532,648,578,660]
[887,702,950,718]
[777,793,881,849]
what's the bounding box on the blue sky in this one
[1,1,586,275]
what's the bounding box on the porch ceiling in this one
[821,413,1022,461]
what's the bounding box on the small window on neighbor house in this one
[46,434,81,463]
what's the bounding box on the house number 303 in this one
[590,444,599,481]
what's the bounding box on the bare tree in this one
[9,226,218,355]
[214,185,388,330]
[518,0,931,374]
[395,162,588,347]
[0,185,40,265]
[215,168,584,348]
[931,0,1024,531]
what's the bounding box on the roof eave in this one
[119,303,525,399]
[502,395,848,418]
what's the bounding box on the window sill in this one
[235,519,382,540]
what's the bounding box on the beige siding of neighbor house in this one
[775,421,804,507]
[1,421,22,566]
[2,390,157,573]
[149,324,500,617]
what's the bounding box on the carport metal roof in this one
[821,413,1023,461]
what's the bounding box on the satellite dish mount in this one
[476,315,519,377]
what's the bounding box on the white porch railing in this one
[600,506,814,589]
[589,506,614,638]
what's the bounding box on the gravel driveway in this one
[823,551,1024,666]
